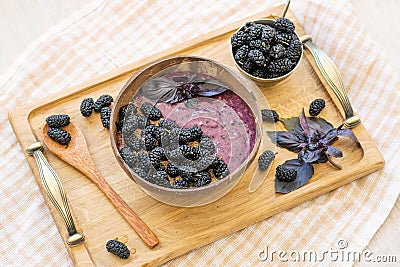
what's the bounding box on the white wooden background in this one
[0,0,398,264]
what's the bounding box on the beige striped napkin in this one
[0,0,398,266]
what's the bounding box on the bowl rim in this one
[230,18,304,83]
[110,55,262,193]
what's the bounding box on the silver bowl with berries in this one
[230,17,303,83]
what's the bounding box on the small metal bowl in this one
[231,18,303,84]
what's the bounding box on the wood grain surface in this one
[8,8,385,266]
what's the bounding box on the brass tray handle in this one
[299,35,361,128]
[26,142,85,247]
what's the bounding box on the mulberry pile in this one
[117,102,229,189]
[79,94,113,129]
[231,17,302,79]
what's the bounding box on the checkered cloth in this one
[0,0,399,266]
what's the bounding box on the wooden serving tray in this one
[9,6,384,267]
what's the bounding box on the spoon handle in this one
[26,142,85,247]
[300,35,361,128]
[83,167,159,248]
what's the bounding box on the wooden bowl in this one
[110,56,262,207]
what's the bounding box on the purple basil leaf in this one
[184,98,198,109]
[301,149,323,163]
[327,146,343,158]
[275,160,314,193]
[196,80,230,96]
[267,131,304,153]
[321,128,339,145]
[307,117,334,134]
[281,158,303,169]
[338,129,360,145]
[300,108,310,137]
[140,77,177,102]
[281,117,302,133]
[296,163,314,186]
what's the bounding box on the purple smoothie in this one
[156,90,256,171]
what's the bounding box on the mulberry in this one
[172,179,189,189]
[199,135,216,155]
[246,24,263,40]
[179,144,192,159]
[119,103,137,120]
[252,68,268,78]
[274,17,295,33]
[133,167,147,179]
[268,58,294,73]
[158,119,177,130]
[274,31,294,45]
[261,109,279,123]
[275,165,297,182]
[249,39,269,54]
[261,25,276,43]
[119,147,137,168]
[140,102,154,116]
[166,163,181,178]
[286,39,302,62]
[231,31,248,49]
[234,45,249,65]
[238,59,252,74]
[80,98,94,117]
[137,152,152,171]
[270,44,286,59]
[211,157,229,179]
[193,171,212,187]
[258,150,275,171]
[124,135,144,151]
[46,114,70,128]
[189,125,202,141]
[248,49,266,67]
[94,94,113,112]
[309,99,326,116]
[144,134,158,151]
[100,107,112,128]
[106,239,130,259]
[47,128,71,145]
[148,106,162,121]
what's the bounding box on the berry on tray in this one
[100,107,112,128]
[46,114,70,128]
[261,109,280,123]
[47,127,71,146]
[258,150,275,171]
[94,94,113,112]
[80,98,94,117]
[106,239,130,259]
[309,98,326,116]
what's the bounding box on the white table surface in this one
[0,0,398,264]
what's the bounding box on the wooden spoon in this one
[42,123,159,249]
